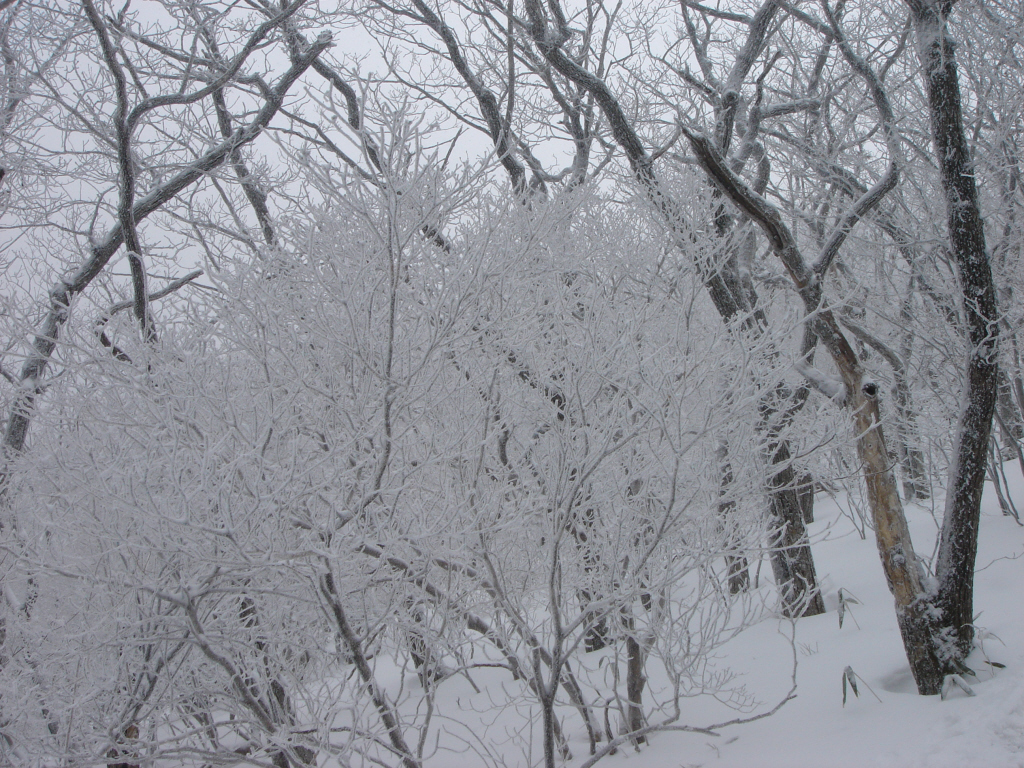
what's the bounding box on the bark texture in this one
[907,0,1000,660]
[523,0,822,617]
[683,129,946,694]
[766,440,825,615]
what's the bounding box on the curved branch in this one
[123,2,310,131]
[401,0,528,195]
[1,34,329,461]
[814,0,902,275]
[82,0,155,341]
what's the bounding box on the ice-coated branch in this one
[681,126,817,297]
[82,0,155,341]
[793,358,846,401]
[1,32,330,461]
[680,1,752,26]
[716,0,780,154]
[121,1,310,131]
[813,0,902,277]
[319,568,421,768]
[683,121,946,692]
[397,0,529,195]
[94,270,204,361]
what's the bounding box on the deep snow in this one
[605,463,1024,768]
[410,461,1024,768]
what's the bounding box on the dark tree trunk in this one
[680,126,947,695]
[717,442,751,594]
[624,632,646,744]
[766,441,825,617]
[797,472,815,525]
[908,0,1000,661]
[521,0,823,616]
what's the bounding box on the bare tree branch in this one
[1,31,330,461]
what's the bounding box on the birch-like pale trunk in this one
[682,125,945,694]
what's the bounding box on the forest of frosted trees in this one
[0,0,1022,765]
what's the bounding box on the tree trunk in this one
[717,442,751,594]
[894,300,931,500]
[907,0,1000,661]
[521,0,822,614]
[766,440,826,617]
[796,472,816,525]
[851,383,944,694]
[624,633,646,744]
[996,369,1023,452]
[681,128,947,694]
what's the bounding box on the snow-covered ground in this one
[407,462,1024,768]
[618,464,1024,768]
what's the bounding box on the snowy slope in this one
[616,464,1024,768]
[376,464,1024,768]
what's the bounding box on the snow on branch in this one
[794,357,847,401]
